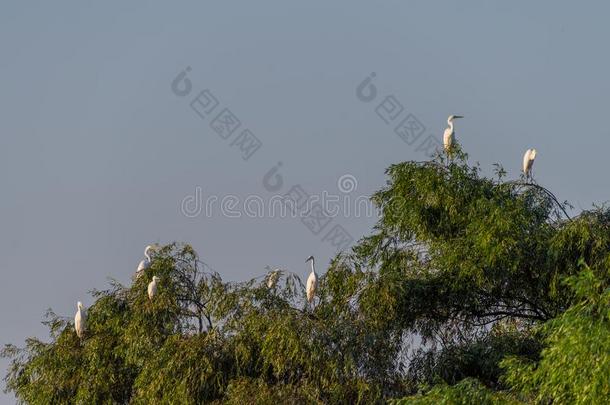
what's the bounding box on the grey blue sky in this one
[1,2,608,402]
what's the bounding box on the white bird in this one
[74,301,86,338]
[523,148,537,179]
[305,256,317,305]
[148,276,160,300]
[136,245,155,279]
[266,267,281,289]
[443,115,464,153]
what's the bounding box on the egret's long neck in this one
[310,259,315,274]
[144,248,151,261]
[448,119,454,132]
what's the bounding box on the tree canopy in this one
[4,151,610,404]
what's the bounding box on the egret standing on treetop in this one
[74,301,86,338]
[136,245,155,279]
[443,115,464,153]
[148,276,160,300]
[523,148,537,179]
[305,256,317,306]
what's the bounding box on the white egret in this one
[74,301,86,338]
[443,115,464,153]
[148,276,160,300]
[305,256,317,305]
[523,148,537,179]
[266,267,281,289]
[136,245,155,279]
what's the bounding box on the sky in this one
[1,1,609,402]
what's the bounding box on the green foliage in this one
[408,323,541,389]
[222,378,320,404]
[3,153,610,403]
[2,244,397,403]
[501,262,610,404]
[390,378,524,405]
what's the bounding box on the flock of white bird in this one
[73,246,320,338]
[443,115,537,178]
[73,115,536,338]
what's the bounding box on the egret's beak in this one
[455,115,464,119]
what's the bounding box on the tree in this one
[501,261,610,404]
[4,151,610,403]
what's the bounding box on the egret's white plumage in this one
[74,301,86,338]
[266,268,281,289]
[305,256,317,305]
[136,259,149,277]
[148,276,160,300]
[523,149,537,178]
[443,115,463,152]
[136,245,155,278]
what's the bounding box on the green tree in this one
[4,152,610,403]
[501,261,610,404]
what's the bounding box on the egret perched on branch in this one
[305,256,317,306]
[265,267,281,289]
[148,276,160,300]
[443,115,464,153]
[523,148,537,179]
[74,301,86,338]
[136,245,155,279]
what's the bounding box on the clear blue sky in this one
[1,1,609,402]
